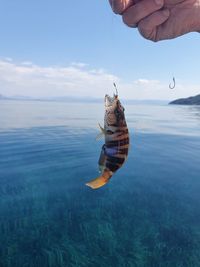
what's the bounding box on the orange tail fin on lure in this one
[86,171,112,189]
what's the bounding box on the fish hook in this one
[169,77,176,89]
[113,82,118,96]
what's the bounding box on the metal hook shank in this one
[113,82,118,96]
[169,77,176,89]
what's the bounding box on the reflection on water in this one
[186,105,200,120]
[0,100,104,130]
[1,100,200,136]
[0,100,200,267]
[127,104,200,136]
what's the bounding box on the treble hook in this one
[113,82,118,96]
[169,77,176,89]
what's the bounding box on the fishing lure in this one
[86,84,130,189]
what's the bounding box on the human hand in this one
[109,0,200,41]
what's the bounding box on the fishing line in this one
[109,0,120,96]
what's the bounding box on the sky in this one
[0,0,200,100]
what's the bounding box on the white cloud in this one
[4,57,13,62]
[0,59,119,98]
[134,79,160,85]
[70,62,88,68]
[21,61,33,66]
[0,59,199,100]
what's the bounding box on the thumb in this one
[109,0,134,14]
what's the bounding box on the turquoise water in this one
[1,100,200,267]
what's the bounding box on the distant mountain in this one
[124,99,168,105]
[169,94,200,105]
[0,94,102,103]
[0,94,168,105]
[0,94,9,100]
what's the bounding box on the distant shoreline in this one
[0,95,168,105]
[169,94,200,105]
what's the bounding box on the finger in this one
[122,0,164,27]
[109,0,134,14]
[138,9,170,41]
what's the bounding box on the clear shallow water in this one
[0,100,200,267]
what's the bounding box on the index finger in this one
[109,0,135,14]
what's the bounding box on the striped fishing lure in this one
[86,87,129,189]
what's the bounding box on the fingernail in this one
[154,0,163,6]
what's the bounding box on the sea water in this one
[0,100,200,267]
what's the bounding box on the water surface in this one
[0,100,200,267]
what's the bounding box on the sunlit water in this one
[1,100,200,267]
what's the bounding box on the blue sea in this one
[1,100,200,267]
